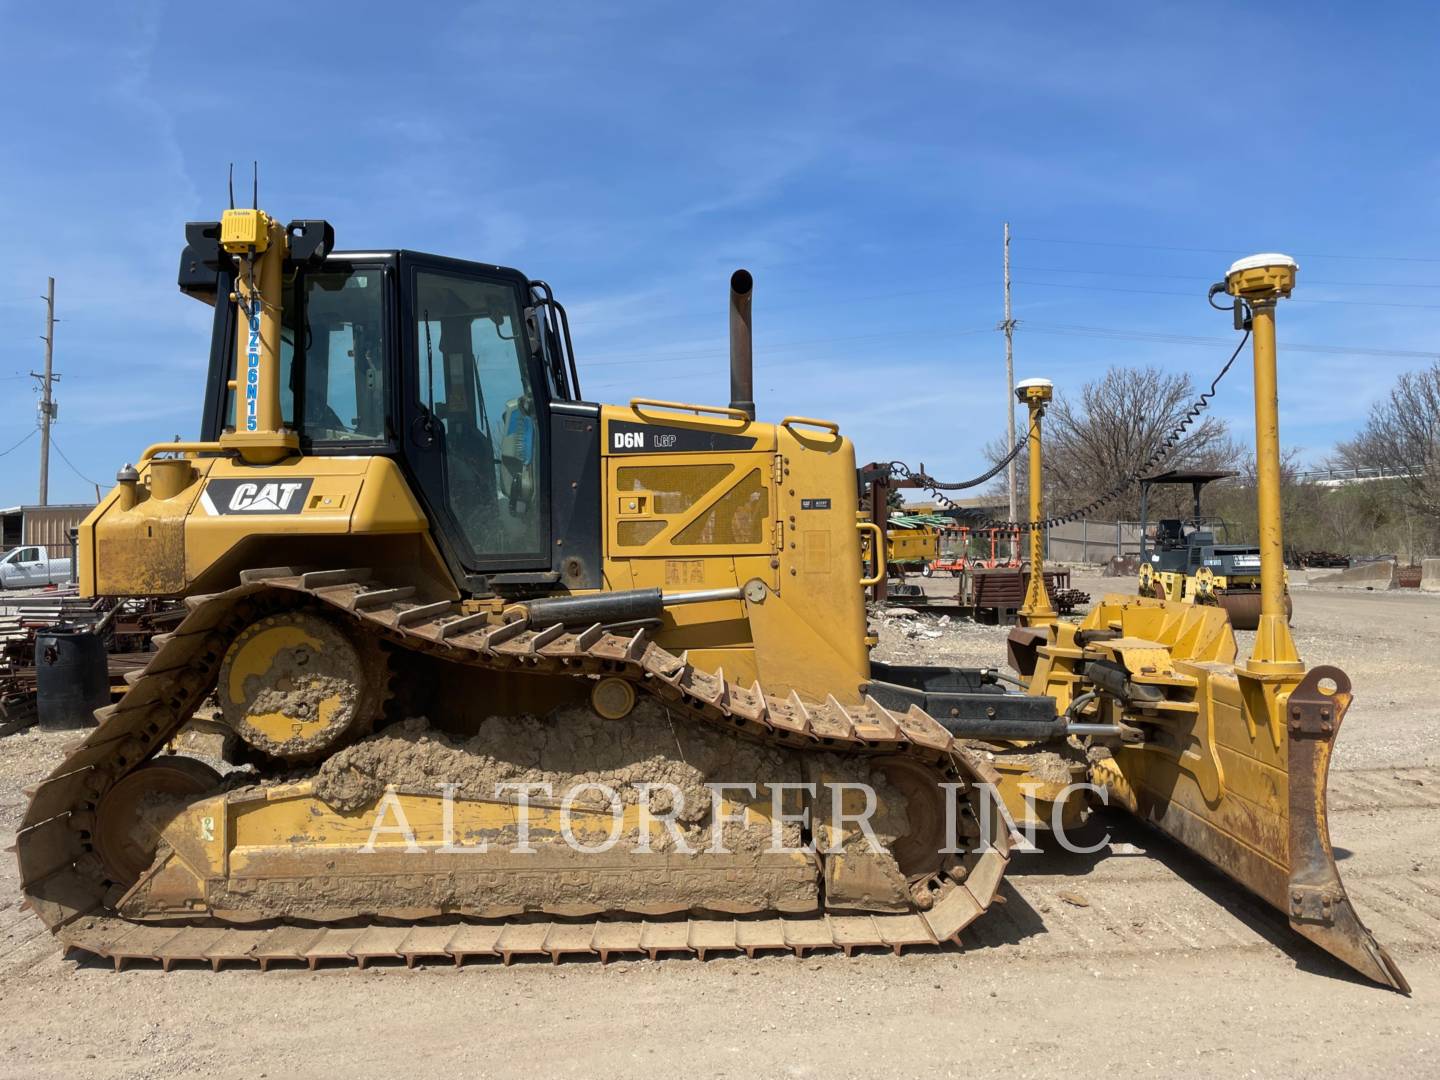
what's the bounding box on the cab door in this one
[398,254,551,589]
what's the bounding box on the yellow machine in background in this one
[886,520,941,569]
[859,513,941,578]
[1134,468,1291,630]
[14,213,1404,992]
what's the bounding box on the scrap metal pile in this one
[0,592,183,735]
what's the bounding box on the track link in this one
[15,568,1011,971]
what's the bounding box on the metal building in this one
[0,503,95,560]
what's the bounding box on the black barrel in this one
[36,627,108,731]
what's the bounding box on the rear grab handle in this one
[857,522,884,587]
[780,416,840,436]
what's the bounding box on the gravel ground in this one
[0,574,1436,1079]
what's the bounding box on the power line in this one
[585,372,714,392]
[0,430,35,459]
[1019,264,1440,291]
[570,280,1000,332]
[1019,235,1440,264]
[586,319,1437,378]
[581,325,994,367]
[1014,278,1440,310]
[1020,321,1439,360]
[48,435,102,490]
[573,261,1438,336]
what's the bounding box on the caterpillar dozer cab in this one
[15,216,1405,991]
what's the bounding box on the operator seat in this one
[1156,518,1184,550]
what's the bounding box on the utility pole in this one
[1002,223,1017,528]
[34,277,57,506]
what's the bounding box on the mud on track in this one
[1,575,1437,1080]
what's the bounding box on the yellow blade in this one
[1282,666,1408,992]
[1097,654,1407,993]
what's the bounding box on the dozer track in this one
[16,568,1010,971]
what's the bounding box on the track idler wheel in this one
[876,758,952,881]
[93,757,223,884]
[218,610,384,761]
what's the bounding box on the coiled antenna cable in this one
[888,291,1252,531]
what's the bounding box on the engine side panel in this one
[600,404,870,702]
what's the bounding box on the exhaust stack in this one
[728,269,755,420]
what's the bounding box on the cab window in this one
[222,268,387,443]
[298,270,387,442]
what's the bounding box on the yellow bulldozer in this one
[14,216,1405,990]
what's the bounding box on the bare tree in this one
[1211,446,1305,545]
[986,365,1243,521]
[1335,360,1440,522]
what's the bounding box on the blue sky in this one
[2,1,1438,507]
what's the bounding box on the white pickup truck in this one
[0,545,74,589]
